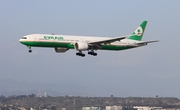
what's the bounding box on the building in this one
[106,106,123,110]
[82,107,101,110]
[133,106,162,110]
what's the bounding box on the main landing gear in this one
[88,51,97,56]
[76,51,97,57]
[76,51,85,57]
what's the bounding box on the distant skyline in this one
[0,0,180,97]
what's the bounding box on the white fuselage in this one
[19,34,141,47]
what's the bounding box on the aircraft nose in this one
[19,36,27,42]
[19,39,23,43]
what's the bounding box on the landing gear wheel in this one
[81,54,85,57]
[88,51,97,56]
[76,51,85,57]
[29,50,32,53]
[93,53,97,56]
[88,51,92,55]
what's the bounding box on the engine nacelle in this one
[75,42,89,51]
[54,47,68,53]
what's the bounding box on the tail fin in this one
[128,21,147,41]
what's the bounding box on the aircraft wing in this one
[136,40,159,45]
[89,36,126,45]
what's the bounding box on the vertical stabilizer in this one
[128,21,147,41]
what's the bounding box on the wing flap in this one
[89,36,126,45]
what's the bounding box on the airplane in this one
[19,21,158,57]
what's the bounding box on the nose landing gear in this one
[28,46,32,53]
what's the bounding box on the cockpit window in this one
[22,37,27,39]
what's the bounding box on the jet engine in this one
[75,42,89,51]
[54,47,68,53]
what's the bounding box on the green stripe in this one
[20,41,74,49]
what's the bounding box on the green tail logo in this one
[128,21,147,41]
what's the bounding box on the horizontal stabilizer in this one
[136,40,159,45]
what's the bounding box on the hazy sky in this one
[0,0,180,97]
